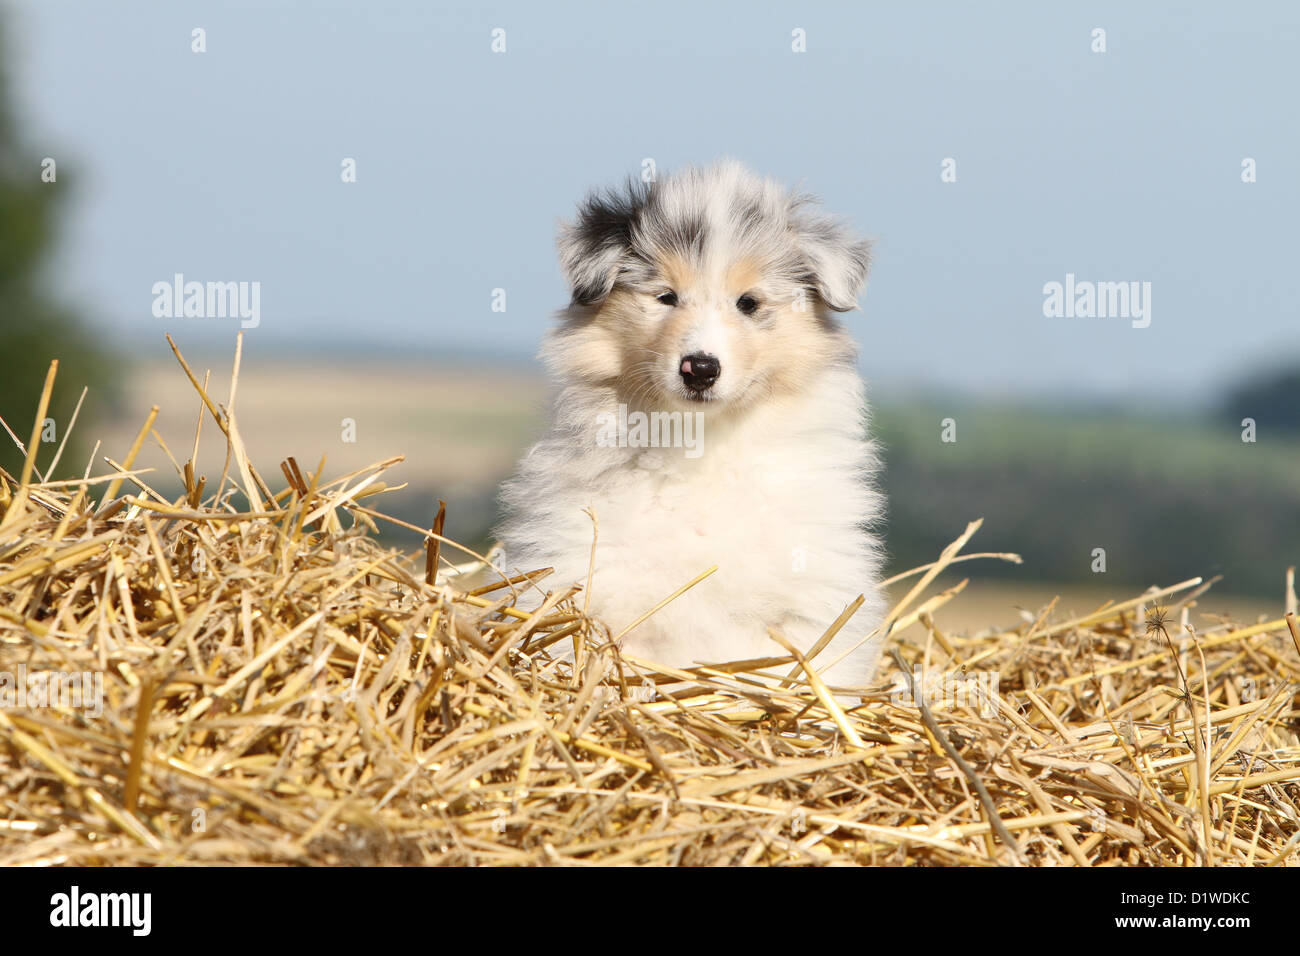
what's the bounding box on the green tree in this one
[1221,367,1300,433]
[0,13,114,479]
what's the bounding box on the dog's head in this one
[545,161,872,414]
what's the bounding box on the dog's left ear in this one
[790,206,873,312]
[557,181,647,306]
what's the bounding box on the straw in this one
[0,350,1296,866]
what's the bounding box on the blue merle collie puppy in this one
[496,161,886,693]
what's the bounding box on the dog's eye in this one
[736,294,760,316]
[656,291,678,307]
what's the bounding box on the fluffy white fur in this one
[496,161,886,693]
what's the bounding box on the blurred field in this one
[92,351,547,548]
[877,400,1299,598]
[907,578,1282,637]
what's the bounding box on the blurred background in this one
[1,1,1296,629]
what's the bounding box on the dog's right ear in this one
[557,180,647,306]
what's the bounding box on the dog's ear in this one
[557,180,648,306]
[789,202,872,312]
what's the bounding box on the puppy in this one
[496,161,886,691]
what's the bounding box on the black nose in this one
[679,353,720,391]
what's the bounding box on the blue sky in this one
[7,0,1298,403]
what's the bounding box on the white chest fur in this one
[497,364,886,690]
